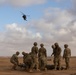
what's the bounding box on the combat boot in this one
[44,68,47,71]
[29,69,33,73]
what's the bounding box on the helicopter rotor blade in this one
[20,11,25,15]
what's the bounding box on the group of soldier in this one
[10,42,71,72]
[51,43,71,70]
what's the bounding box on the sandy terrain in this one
[0,57,76,75]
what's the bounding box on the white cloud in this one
[0,0,47,7]
[0,23,43,56]
[68,0,76,16]
[24,7,76,56]
[1,6,76,56]
[7,0,46,7]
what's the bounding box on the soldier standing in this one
[51,45,55,56]
[10,51,20,70]
[31,42,39,71]
[51,45,55,65]
[38,43,47,71]
[54,43,62,70]
[63,44,71,69]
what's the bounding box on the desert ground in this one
[0,57,76,75]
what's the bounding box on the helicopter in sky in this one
[20,11,30,21]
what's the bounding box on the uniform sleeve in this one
[69,49,71,57]
[38,49,40,57]
[45,48,47,57]
[63,50,65,58]
[59,47,62,55]
[15,55,19,65]
[51,49,55,56]
[36,47,38,54]
[31,47,33,53]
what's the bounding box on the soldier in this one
[10,51,20,70]
[51,45,55,56]
[22,51,34,72]
[31,42,39,71]
[63,44,71,69]
[22,52,34,72]
[54,43,62,70]
[22,52,28,64]
[38,43,47,71]
[51,45,55,66]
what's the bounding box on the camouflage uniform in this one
[10,51,20,70]
[22,52,28,64]
[54,43,61,70]
[63,44,71,69]
[31,42,39,71]
[51,45,55,56]
[51,45,55,65]
[38,44,47,71]
[22,52,33,72]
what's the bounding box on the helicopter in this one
[20,11,29,21]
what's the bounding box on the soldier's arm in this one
[45,49,47,57]
[31,47,33,53]
[38,49,40,57]
[63,50,65,59]
[51,49,55,56]
[51,53,54,56]
[15,56,19,65]
[60,47,62,53]
[69,49,71,57]
[35,47,38,54]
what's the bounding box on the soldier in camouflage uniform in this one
[51,45,55,65]
[10,51,20,70]
[31,42,39,71]
[63,44,71,69]
[22,52,28,64]
[38,43,47,71]
[22,52,33,72]
[51,45,55,56]
[54,43,62,70]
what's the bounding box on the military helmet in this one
[40,43,44,47]
[54,42,59,46]
[51,45,55,48]
[64,44,68,47]
[33,42,37,46]
[16,51,20,55]
[22,52,25,55]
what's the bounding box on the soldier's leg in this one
[25,62,29,71]
[65,58,69,69]
[29,60,34,72]
[44,58,47,71]
[54,58,57,70]
[58,59,61,70]
[39,59,42,70]
[40,58,46,70]
[12,62,17,70]
[32,57,36,69]
[36,62,40,71]
[41,57,47,71]
[11,61,17,70]
[35,57,40,71]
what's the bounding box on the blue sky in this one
[0,0,76,56]
[0,0,72,27]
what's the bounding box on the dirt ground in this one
[0,57,76,75]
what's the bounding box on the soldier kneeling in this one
[10,51,20,70]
